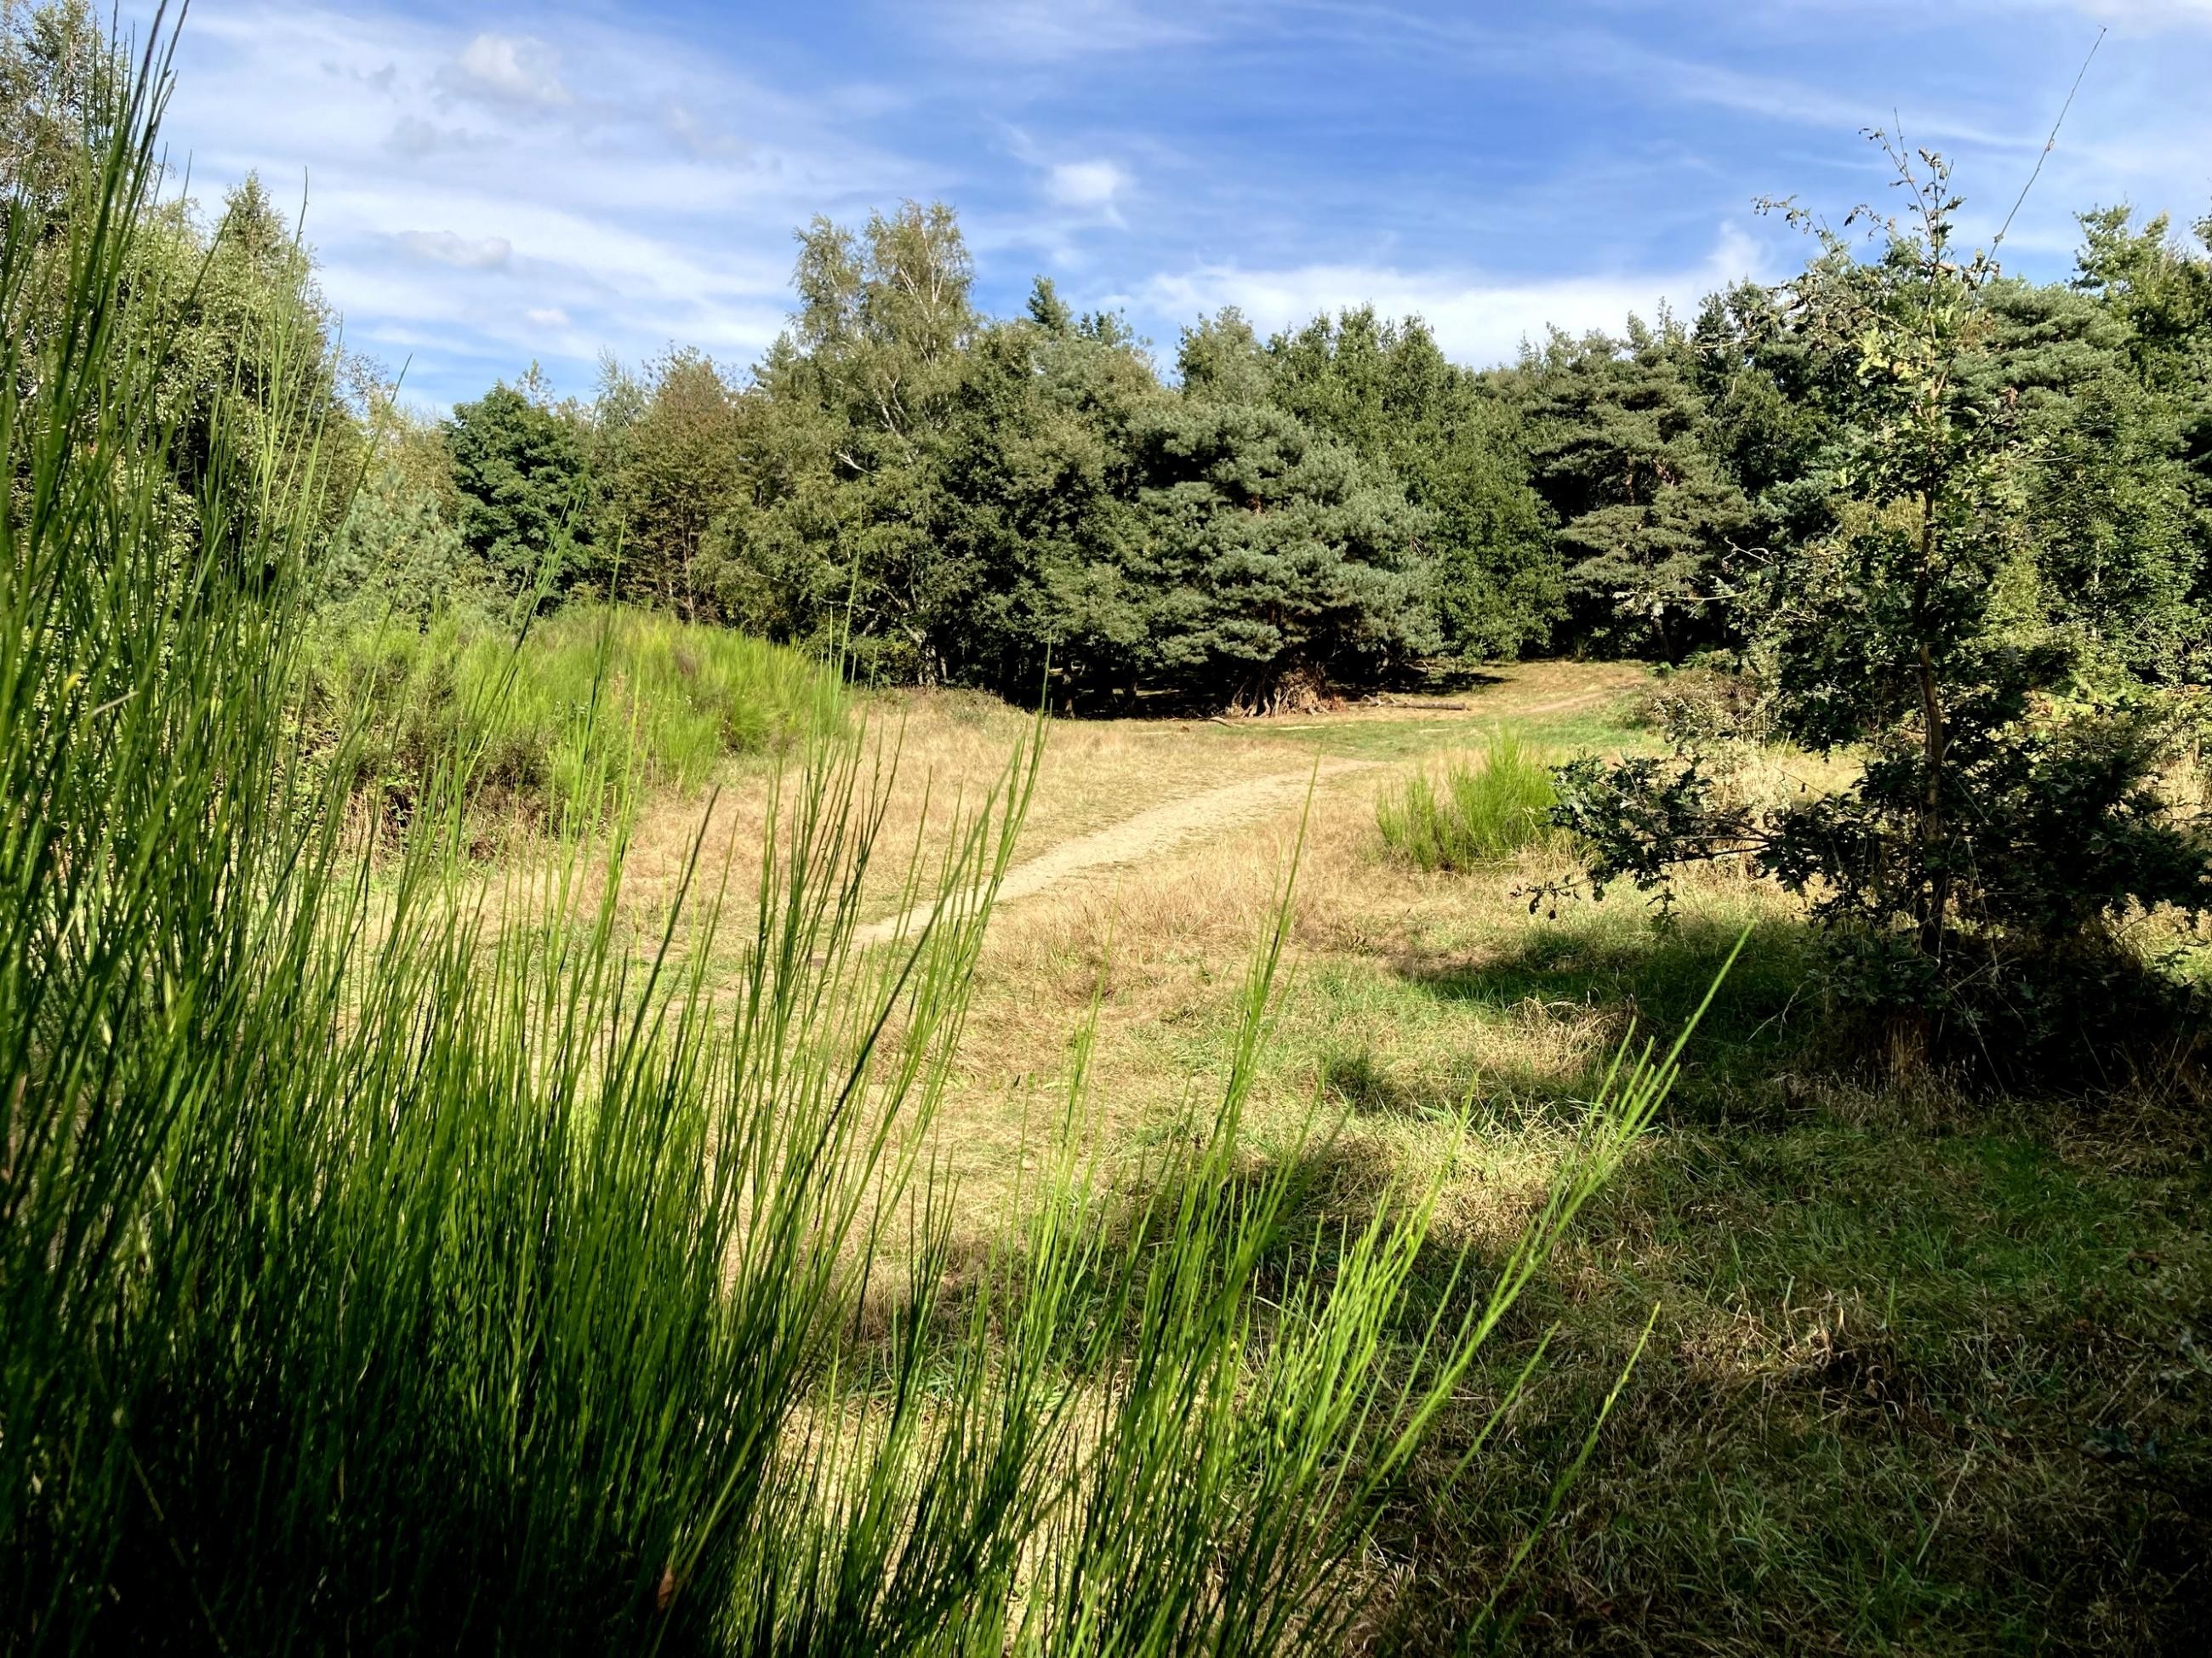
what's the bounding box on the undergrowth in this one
[305,602,847,830]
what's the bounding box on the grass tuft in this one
[1378,726,1559,870]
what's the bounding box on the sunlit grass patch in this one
[305,602,847,827]
[1378,726,1561,871]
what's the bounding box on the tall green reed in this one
[1377,726,1560,872]
[2,19,1723,1652]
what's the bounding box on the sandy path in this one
[853,757,1381,947]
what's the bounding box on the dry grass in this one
[474,657,2209,1654]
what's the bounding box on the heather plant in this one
[304,603,848,829]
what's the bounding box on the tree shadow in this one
[1400,913,1820,1120]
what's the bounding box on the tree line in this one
[13,0,2206,716]
[399,196,2212,714]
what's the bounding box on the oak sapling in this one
[1548,136,2212,1078]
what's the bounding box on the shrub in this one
[1548,140,2212,1080]
[1379,726,1559,870]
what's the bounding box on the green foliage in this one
[1127,363,1438,708]
[2074,202,2212,544]
[446,370,597,600]
[0,0,108,236]
[1550,139,2212,1074]
[922,286,1162,703]
[3,54,1718,1651]
[321,451,479,621]
[701,202,979,681]
[594,345,746,616]
[1378,726,1559,870]
[1515,313,1752,661]
[305,605,846,825]
[1268,306,1562,658]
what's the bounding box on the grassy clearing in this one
[786,694,2207,1654]
[24,44,2202,1648]
[305,602,847,829]
[4,46,1713,1655]
[493,634,2206,1651]
[1378,726,1561,871]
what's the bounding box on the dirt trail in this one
[853,757,1380,947]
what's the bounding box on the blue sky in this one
[155,0,2212,410]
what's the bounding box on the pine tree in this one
[1268,307,1560,658]
[1520,315,1750,659]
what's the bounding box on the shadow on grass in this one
[1377,1108,2212,1655]
[1401,913,1820,1120]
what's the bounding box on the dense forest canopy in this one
[424,186,2212,714]
[346,198,2212,709]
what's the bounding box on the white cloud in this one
[1045,159,1131,211]
[162,3,934,403]
[1143,228,1768,367]
[393,229,513,270]
[450,33,570,107]
[152,0,2211,410]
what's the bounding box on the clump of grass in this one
[1378,726,1559,870]
[305,602,847,828]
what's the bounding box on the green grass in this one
[1379,727,1563,871]
[306,602,847,828]
[1112,894,2212,1652]
[1445,1114,2212,1653]
[0,31,1711,1655]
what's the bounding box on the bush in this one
[1548,144,2212,1080]
[305,603,847,828]
[1378,726,1559,870]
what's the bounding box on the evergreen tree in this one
[1125,320,1438,708]
[1268,306,1559,658]
[924,283,1160,703]
[445,372,596,601]
[1519,315,1751,660]
[1979,278,2204,681]
[2071,204,2212,648]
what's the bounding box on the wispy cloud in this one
[447,33,571,108]
[1044,159,1131,215]
[157,0,2209,404]
[392,229,511,270]
[927,0,1210,61]
[163,3,934,401]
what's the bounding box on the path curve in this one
[854,758,1381,947]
